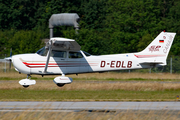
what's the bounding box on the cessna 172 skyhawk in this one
[11,31,176,88]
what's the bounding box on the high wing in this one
[46,37,81,51]
[44,37,81,73]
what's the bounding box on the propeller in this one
[9,48,12,69]
[5,48,12,70]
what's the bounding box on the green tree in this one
[8,30,44,54]
[80,0,107,30]
[137,33,153,52]
[0,29,16,57]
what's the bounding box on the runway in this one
[0,101,180,112]
[1,101,180,119]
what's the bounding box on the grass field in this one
[0,72,180,101]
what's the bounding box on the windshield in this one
[82,51,91,57]
[36,47,48,56]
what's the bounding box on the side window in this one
[69,51,83,58]
[51,50,66,58]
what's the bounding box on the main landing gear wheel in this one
[53,75,73,87]
[23,85,29,88]
[56,83,65,87]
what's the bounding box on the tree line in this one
[0,0,180,57]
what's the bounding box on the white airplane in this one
[10,31,176,88]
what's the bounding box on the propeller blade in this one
[9,48,12,70]
[9,59,11,69]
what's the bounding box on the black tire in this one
[23,85,29,88]
[56,83,65,87]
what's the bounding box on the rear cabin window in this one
[69,51,83,58]
[51,50,66,58]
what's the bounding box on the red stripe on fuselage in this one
[22,62,98,68]
[134,54,165,58]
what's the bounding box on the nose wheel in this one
[19,74,36,88]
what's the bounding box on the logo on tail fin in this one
[149,46,161,52]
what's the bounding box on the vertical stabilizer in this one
[134,31,176,65]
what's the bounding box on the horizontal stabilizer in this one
[139,61,164,64]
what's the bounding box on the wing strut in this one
[44,40,52,73]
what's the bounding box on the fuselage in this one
[12,50,151,75]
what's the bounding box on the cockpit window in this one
[69,51,83,58]
[36,47,48,56]
[51,50,66,58]
[36,47,66,58]
[83,51,91,57]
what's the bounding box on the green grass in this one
[0,77,179,82]
[0,89,179,101]
[72,78,179,82]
